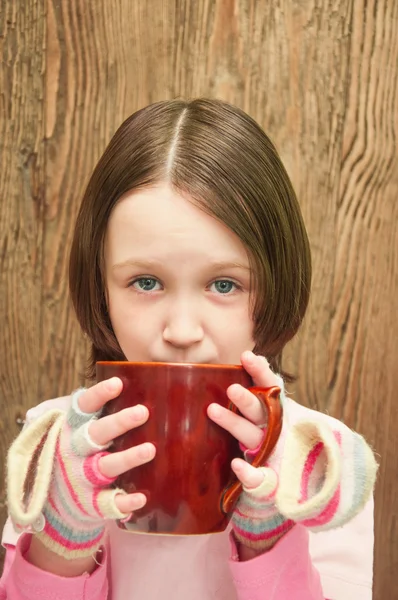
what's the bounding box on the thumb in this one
[241,351,280,388]
[239,464,279,501]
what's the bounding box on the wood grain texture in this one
[0,0,46,557]
[283,3,398,599]
[285,5,398,599]
[1,1,397,596]
[334,2,398,595]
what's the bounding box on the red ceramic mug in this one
[97,361,283,535]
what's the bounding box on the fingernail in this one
[210,404,222,419]
[132,493,147,509]
[243,350,254,362]
[107,377,121,392]
[139,443,155,460]
[133,404,147,420]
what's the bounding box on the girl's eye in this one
[210,280,238,294]
[131,277,161,292]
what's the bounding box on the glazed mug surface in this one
[97,361,283,535]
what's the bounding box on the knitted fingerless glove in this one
[232,388,378,551]
[232,466,295,550]
[7,390,130,559]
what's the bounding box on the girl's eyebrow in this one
[112,259,251,271]
[207,261,251,271]
[112,259,163,270]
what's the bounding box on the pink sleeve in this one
[229,525,325,600]
[0,534,108,600]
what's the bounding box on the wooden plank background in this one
[1,1,397,597]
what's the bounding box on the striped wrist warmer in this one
[7,390,130,559]
[232,467,295,551]
[275,419,378,530]
[232,388,378,552]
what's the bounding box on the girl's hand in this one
[80,377,156,514]
[207,350,280,490]
[7,378,156,561]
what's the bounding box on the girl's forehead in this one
[105,183,250,266]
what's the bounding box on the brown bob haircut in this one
[69,99,311,380]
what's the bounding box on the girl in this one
[1,99,377,600]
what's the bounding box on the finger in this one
[77,377,123,414]
[207,403,263,449]
[89,405,149,447]
[231,458,265,490]
[241,351,280,388]
[99,442,156,479]
[115,492,147,513]
[227,383,265,426]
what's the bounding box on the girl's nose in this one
[162,308,204,349]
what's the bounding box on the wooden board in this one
[0,0,46,531]
[1,1,397,597]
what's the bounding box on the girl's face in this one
[104,183,255,365]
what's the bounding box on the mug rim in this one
[96,361,244,370]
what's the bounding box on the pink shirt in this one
[1,395,374,599]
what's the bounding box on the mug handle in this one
[220,386,283,515]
